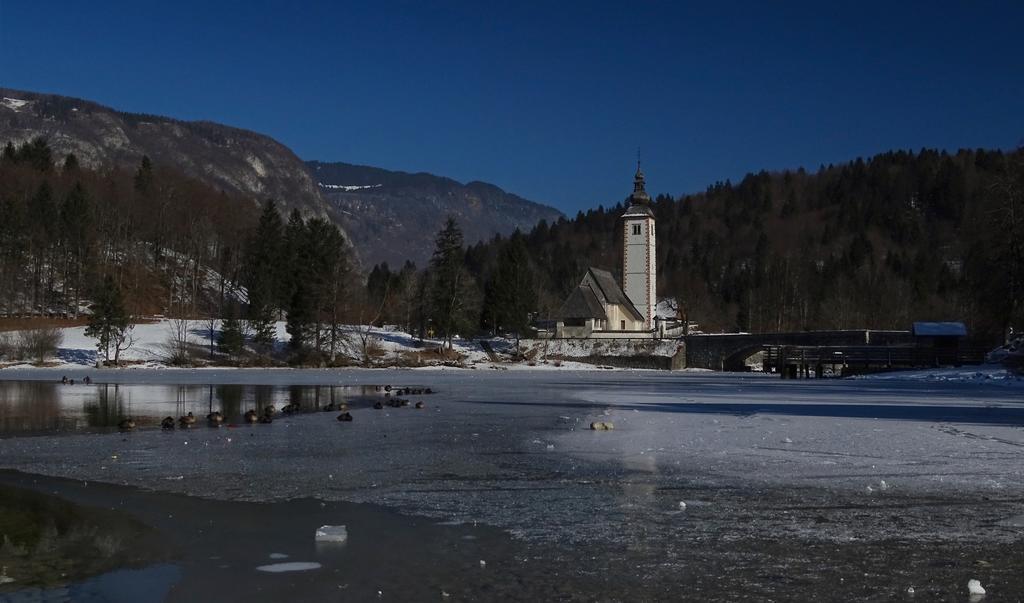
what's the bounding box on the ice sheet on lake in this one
[0,370,1021,547]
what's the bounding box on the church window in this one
[632,224,641,235]
[620,320,626,330]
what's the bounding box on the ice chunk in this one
[678,501,687,510]
[315,524,348,543]
[268,553,289,559]
[256,562,321,573]
[968,579,985,595]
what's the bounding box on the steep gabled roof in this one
[557,285,607,320]
[586,268,644,321]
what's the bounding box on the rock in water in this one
[967,579,986,595]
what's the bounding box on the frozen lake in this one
[0,368,1022,600]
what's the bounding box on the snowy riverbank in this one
[0,319,609,371]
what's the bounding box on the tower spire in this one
[630,155,650,205]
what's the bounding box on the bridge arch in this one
[722,344,767,371]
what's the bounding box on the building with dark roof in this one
[545,165,665,339]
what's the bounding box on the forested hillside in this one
[0,138,256,319]
[458,148,1023,338]
[4,137,1021,362]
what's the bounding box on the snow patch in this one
[247,155,267,177]
[318,183,383,191]
[1,97,30,111]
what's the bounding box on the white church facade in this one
[544,165,670,340]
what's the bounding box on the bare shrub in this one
[17,327,64,363]
[161,318,193,366]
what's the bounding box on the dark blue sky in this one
[2,1,1022,213]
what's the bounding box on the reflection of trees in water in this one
[254,385,273,412]
[288,385,305,409]
[216,385,244,419]
[83,384,126,428]
[0,382,388,434]
[0,382,72,433]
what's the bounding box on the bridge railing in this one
[765,344,989,377]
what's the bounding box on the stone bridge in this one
[682,330,914,370]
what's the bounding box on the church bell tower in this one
[621,163,656,329]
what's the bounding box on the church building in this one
[548,165,659,338]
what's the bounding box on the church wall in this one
[605,303,645,331]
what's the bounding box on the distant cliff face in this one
[0,88,330,221]
[309,161,563,267]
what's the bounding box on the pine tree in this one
[133,155,154,194]
[244,200,284,351]
[62,153,79,173]
[428,217,476,350]
[286,283,313,354]
[488,232,536,341]
[85,275,133,365]
[218,305,245,360]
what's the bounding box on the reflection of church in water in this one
[544,165,677,340]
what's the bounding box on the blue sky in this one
[2,1,1022,213]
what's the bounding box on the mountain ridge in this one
[0,88,563,267]
[0,87,331,224]
[308,160,563,267]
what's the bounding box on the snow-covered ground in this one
[0,319,609,370]
[853,364,1023,387]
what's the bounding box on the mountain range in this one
[0,88,561,267]
[309,160,562,267]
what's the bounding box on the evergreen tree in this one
[286,283,313,353]
[279,208,308,312]
[62,153,79,173]
[218,305,245,360]
[243,200,284,350]
[428,217,476,349]
[484,232,536,341]
[133,155,154,194]
[85,275,133,365]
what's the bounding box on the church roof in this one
[557,285,607,320]
[554,267,645,322]
[622,203,655,218]
[586,267,645,321]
